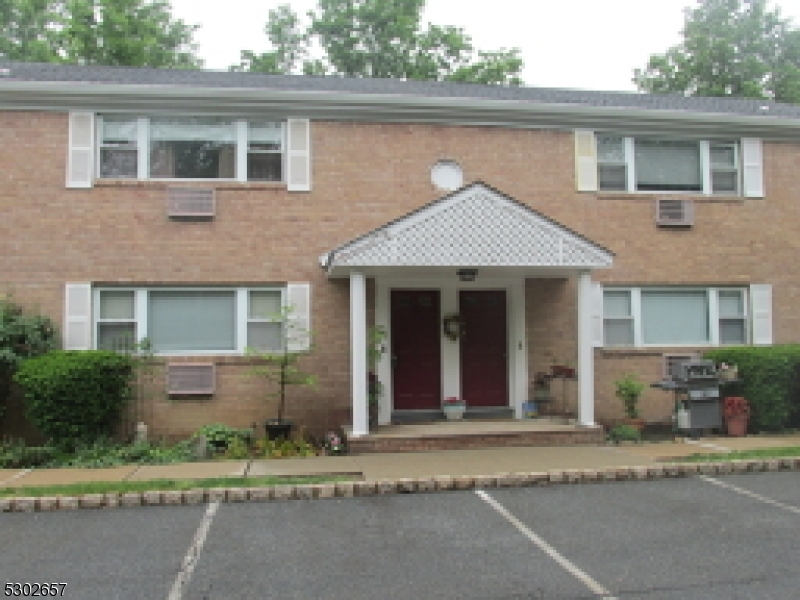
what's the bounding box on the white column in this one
[510,280,528,419]
[577,271,596,426]
[350,270,369,436]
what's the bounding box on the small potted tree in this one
[246,306,315,440]
[367,326,387,427]
[614,373,645,431]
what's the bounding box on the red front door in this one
[391,290,442,410]
[460,290,508,407]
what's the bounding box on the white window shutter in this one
[286,282,311,352]
[750,284,773,345]
[591,282,604,347]
[574,130,598,192]
[67,112,95,188]
[64,283,92,350]
[286,119,311,192]
[742,138,764,198]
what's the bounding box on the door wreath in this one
[442,314,465,341]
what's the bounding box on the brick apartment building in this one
[0,61,795,440]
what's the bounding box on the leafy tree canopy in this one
[235,0,523,85]
[0,0,201,68]
[634,0,800,103]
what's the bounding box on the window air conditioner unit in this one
[656,198,694,227]
[167,188,215,218]
[167,363,216,396]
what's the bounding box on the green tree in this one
[0,0,201,68]
[236,0,523,85]
[634,0,800,103]
[0,0,62,62]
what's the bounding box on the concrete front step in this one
[346,420,605,454]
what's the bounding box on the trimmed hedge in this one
[705,345,800,432]
[13,351,134,447]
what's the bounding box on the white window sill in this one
[94,179,286,190]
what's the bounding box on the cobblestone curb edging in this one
[2,457,800,513]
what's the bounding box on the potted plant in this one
[246,306,315,441]
[717,362,739,382]
[722,396,750,436]
[442,396,466,420]
[614,373,645,431]
[550,360,576,379]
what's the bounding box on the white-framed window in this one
[597,135,740,195]
[96,115,284,182]
[96,290,137,351]
[247,290,285,352]
[94,287,286,354]
[603,287,748,347]
[98,117,138,179]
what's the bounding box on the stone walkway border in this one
[2,458,799,513]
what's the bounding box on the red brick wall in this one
[3,113,799,436]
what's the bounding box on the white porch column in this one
[577,271,596,426]
[350,270,369,436]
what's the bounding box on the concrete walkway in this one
[2,434,799,490]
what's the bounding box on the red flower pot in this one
[726,415,748,437]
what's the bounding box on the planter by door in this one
[725,416,748,437]
[443,404,466,420]
[265,420,294,441]
[621,418,646,432]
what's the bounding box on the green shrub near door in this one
[13,350,134,448]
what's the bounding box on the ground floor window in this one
[94,287,284,354]
[603,287,748,347]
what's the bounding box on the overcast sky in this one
[169,0,800,92]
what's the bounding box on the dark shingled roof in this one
[3,60,800,119]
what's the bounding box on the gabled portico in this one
[321,182,614,437]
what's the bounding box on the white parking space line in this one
[166,501,221,600]
[700,476,800,515]
[476,490,616,599]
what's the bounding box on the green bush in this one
[192,423,253,450]
[0,437,196,469]
[0,438,62,468]
[0,297,58,421]
[13,351,134,448]
[705,345,800,432]
[607,424,641,443]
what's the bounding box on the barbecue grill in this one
[653,359,723,432]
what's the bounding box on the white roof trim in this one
[323,182,613,276]
[3,82,800,140]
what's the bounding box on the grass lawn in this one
[0,474,356,498]
[683,446,800,462]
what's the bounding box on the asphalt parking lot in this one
[2,472,799,599]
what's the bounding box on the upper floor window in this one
[99,117,138,179]
[96,115,284,182]
[596,135,740,195]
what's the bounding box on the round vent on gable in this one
[431,160,464,191]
